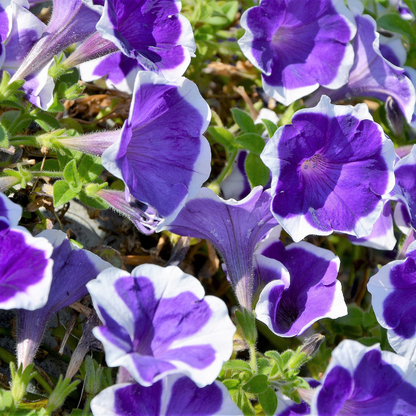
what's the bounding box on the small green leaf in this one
[32,159,60,172]
[47,93,65,113]
[78,154,103,183]
[262,119,278,138]
[244,153,270,187]
[63,159,79,187]
[280,350,295,367]
[222,1,238,22]
[377,13,415,41]
[0,125,9,149]
[206,15,229,26]
[235,133,265,154]
[242,374,269,394]
[240,391,256,416]
[335,304,364,327]
[258,387,278,416]
[223,360,252,372]
[1,111,20,130]
[78,189,108,210]
[33,113,61,132]
[231,108,256,133]
[207,126,237,151]
[257,357,272,376]
[222,379,240,391]
[53,180,79,206]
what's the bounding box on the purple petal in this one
[102,72,211,223]
[90,375,242,416]
[0,227,53,310]
[261,95,396,242]
[255,240,345,337]
[165,187,278,310]
[238,0,356,105]
[312,340,416,415]
[87,264,235,387]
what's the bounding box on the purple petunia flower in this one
[64,0,195,81]
[310,340,416,415]
[308,2,416,124]
[238,0,356,105]
[368,241,416,361]
[16,229,111,369]
[101,71,211,224]
[90,375,242,416]
[87,264,236,387]
[254,229,346,337]
[261,95,396,242]
[165,186,278,310]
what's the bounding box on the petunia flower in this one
[261,95,396,242]
[165,186,278,310]
[368,241,416,361]
[309,340,416,415]
[63,0,195,81]
[254,229,346,337]
[87,264,236,387]
[16,229,111,369]
[79,52,143,94]
[90,375,242,416]
[54,72,211,225]
[308,2,416,124]
[238,0,356,105]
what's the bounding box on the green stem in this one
[213,150,238,186]
[248,342,257,373]
[82,394,94,416]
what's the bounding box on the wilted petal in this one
[102,72,211,223]
[261,95,396,242]
[165,187,278,310]
[87,264,235,387]
[16,229,111,368]
[90,375,242,416]
[311,340,416,415]
[255,237,345,337]
[238,0,356,105]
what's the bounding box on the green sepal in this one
[235,308,257,345]
[78,189,108,210]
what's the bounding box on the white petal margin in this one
[310,340,416,413]
[90,376,243,416]
[367,257,416,361]
[102,71,211,225]
[0,228,53,310]
[0,192,22,227]
[261,95,396,242]
[87,264,236,387]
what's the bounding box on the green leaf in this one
[231,108,256,133]
[63,159,79,187]
[0,124,9,149]
[0,389,13,410]
[363,307,378,328]
[377,13,415,41]
[33,113,61,132]
[78,189,108,210]
[222,379,240,392]
[335,304,364,327]
[244,153,270,187]
[223,360,252,372]
[206,15,229,26]
[207,126,236,151]
[32,159,60,172]
[222,1,238,22]
[280,350,295,367]
[257,357,272,376]
[78,155,103,183]
[356,337,380,347]
[403,0,416,16]
[53,180,79,206]
[262,119,278,138]
[240,391,256,416]
[242,374,269,394]
[235,133,265,154]
[1,111,20,130]
[258,387,278,416]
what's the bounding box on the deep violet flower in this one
[308,1,416,124]
[64,0,195,81]
[261,95,396,242]
[238,0,356,105]
[0,192,54,311]
[87,264,235,387]
[368,241,416,361]
[165,186,278,310]
[16,229,111,369]
[90,375,242,416]
[254,228,346,337]
[310,340,416,415]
